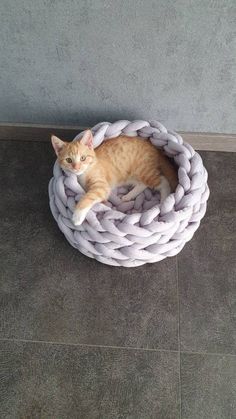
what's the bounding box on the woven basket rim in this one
[49,119,209,267]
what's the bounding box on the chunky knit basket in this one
[48,120,209,267]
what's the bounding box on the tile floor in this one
[0,140,235,418]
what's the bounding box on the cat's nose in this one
[73,163,81,170]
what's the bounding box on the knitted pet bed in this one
[48,120,209,267]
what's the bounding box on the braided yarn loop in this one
[49,120,209,267]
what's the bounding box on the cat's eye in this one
[66,157,72,163]
[80,155,86,161]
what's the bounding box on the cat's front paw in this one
[72,208,87,226]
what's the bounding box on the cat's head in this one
[51,130,95,175]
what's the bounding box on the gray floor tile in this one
[0,141,178,350]
[201,151,236,197]
[0,340,180,419]
[178,225,236,354]
[178,152,236,354]
[181,353,236,419]
[199,151,236,240]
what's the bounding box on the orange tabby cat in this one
[51,130,178,225]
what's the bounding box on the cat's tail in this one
[159,154,178,192]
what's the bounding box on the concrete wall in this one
[0,0,235,132]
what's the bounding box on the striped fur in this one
[51,131,178,225]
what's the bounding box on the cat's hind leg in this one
[155,176,171,204]
[121,183,146,202]
[143,173,171,204]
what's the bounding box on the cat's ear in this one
[51,135,65,156]
[80,130,93,149]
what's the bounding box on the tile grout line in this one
[181,349,236,357]
[1,337,236,357]
[176,256,182,419]
[0,337,179,354]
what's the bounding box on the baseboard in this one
[0,123,87,142]
[0,122,235,152]
[181,132,236,152]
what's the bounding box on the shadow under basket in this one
[48,120,210,267]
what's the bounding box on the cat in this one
[51,130,178,226]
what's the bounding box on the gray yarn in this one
[48,120,210,267]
